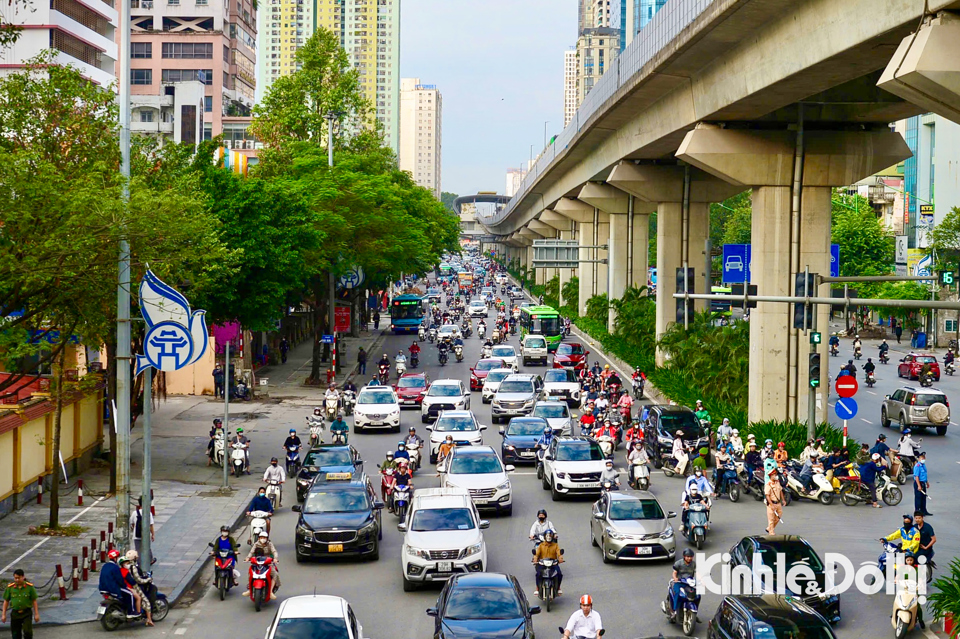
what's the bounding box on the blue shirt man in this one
[330,416,349,442]
[536,428,554,449]
[394,444,410,461]
[247,490,274,515]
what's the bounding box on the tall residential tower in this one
[399,78,441,197]
[576,0,619,103]
[564,48,577,126]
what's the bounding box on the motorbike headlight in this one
[407,546,431,560]
[464,542,483,557]
[660,525,674,539]
[606,528,628,541]
[497,480,511,491]
[296,525,313,541]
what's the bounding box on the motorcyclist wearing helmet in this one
[884,513,920,554]
[394,441,410,462]
[395,350,407,367]
[208,418,224,466]
[124,549,159,613]
[409,341,421,359]
[863,357,876,377]
[394,458,414,487]
[531,529,563,597]
[773,442,788,466]
[694,400,711,425]
[599,459,620,488]
[671,431,689,475]
[244,531,280,596]
[841,359,857,379]
[282,428,301,451]
[529,509,557,541]
[404,427,424,449]
[247,487,274,533]
[232,427,251,474]
[626,441,650,485]
[262,457,286,507]
[896,551,926,629]
[377,353,391,370]
[535,426,554,462]
[99,549,139,616]
[324,383,341,402]
[211,525,240,586]
[342,379,358,394]
[436,435,456,475]
[897,429,921,464]
[330,414,349,443]
[668,549,697,620]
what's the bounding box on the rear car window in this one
[915,393,947,406]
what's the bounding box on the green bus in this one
[519,305,563,352]
[710,286,733,317]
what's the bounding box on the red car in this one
[553,342,589,370]
[469,358,507,391]
[898,353,941,381]
[394,372,430,408]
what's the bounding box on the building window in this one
[203,122,212,141]
[131,42,152,58]
[224,44,230,62]
[162,42,213,59]
[161,69,213,84]
[946,319,957,333]
[204,95,212,112]
[140,110,154,122]
[131,68,152,85]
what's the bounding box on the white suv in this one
[481,368,515,404]
[541,436,608,501]
[469,301,488,318]
[490,345,519,372]
[441,446,514,516]
[421,379,470,423]
[398,487,489,591]
[521,334,549,366]
[427,411,485,463]
[353,386,401,433]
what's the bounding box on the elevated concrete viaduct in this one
[478,0,960,424]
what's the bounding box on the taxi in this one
[292,472,384,562]
[294,445,364,502]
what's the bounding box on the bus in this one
[710,286,733,317]
[389,294,425,334]
[518,305,563,352]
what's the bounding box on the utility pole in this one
[325,112,337,378]
[222,340,230,490]
[115,0,132,553]
[140,368,152,569]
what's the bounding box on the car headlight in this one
[659,436,673,445]
[390,408,400,415]
[296,524,313,540]
[407,546,431,560]
[359,520,377,536]
[524,399,535,407]
[660,525,674,539]
[555,471,566,479]
[505,445,516,450]
[297,479,311,486]
[497,480,511,491]
[606,528,629,541]
[464,542,483,557]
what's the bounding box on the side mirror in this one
[479,520,490,529]
[560,548,565,555]
[505,465,516,472]
[498,427,505,435]
[470,368,475,373]
[207,542,214,548]
[373,500,385,510]
[425,426,433,431]
[531,548,536,555]
[885,395,891,400]
[480,425,487,431]
[397,523,407,532]
[586,351,590,356]
[529,606,542,615]
[667,511,677,519]
[426,608,438,617]
[292,505,302,512]
[593,511,603,520]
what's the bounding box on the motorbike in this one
[880,351,890,364]
[306,416,324,447]
[478,324,486,339]
[892,578,922,638]
[342,390,356,416]
[454,344,464,362]
[662,577,700,636]
[212,431,226,467]
[533,549,564,612]
[947,361,955,376]
[683,501,710,550]
[410,352,419,369]
[98,577,169,631]
[265,480,282,510]
[396,359,407,377]
[838,472,902,506]
[231,441,247,478]
[662,452,693,478]
[248,556,275,612]
[428,328,437,343]
[830,343,839,357]
[208,543,237,601]
[407,443,422,472]
[378,364,391,385]
[854,346,862,360]
[439,349,449,366]
[919,373,933,388]
[596,434,616,458]
[492,328,501,343]
[418,326,426,341]
[285,444,301,475]
[629,458,651,490]
[632,376,645,399]
[713,463,741,502]
[247,510,271,545]
[379,466,397,513]
[394,483,411,520]
[325,396,339,422]
[784,465,835,505]
[866,371,877,388]
[481,344,492,358]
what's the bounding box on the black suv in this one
[728,535,840,624]
[643,405,710,467]
[707,594,837,639]
[292,473,383,562]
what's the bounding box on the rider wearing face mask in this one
[531,529,563,597]
[529,509,556,540]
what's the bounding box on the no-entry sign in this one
[835,376,858,398]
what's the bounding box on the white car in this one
[442,446,514,515]
[521,334,549,366]
[421,379,470,423]
[532,401,573,435]
[496,274,507,285]
[398,487,489,591]
[481,368,515,404]
[426,410,485,463]
[491,374,542,424]
[542,368,581,407]
[469,301,488,318]
[264,595,367,639]
[353,386,401,433]
[490,344,519,371]
[437,324,462,341]
[542,436,608,500]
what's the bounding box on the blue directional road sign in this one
[321,334,335,344]
[722,244,750,284]
[830,244,840,278]
[834,397,858,420]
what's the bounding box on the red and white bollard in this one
[90,539,98,572]
[36,477,43,505]
[56,564,67,600]
[107,522,114,551]
[99,531,106,563]
[82,547,89,581]
[71,556,79,591]
[77,479,84,506]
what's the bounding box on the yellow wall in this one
[78,396,100,451]
[58,404,75,463]
[18,417,47,488]
[0,431,13,500]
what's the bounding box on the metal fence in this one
[477,0,714,228]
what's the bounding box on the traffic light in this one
[793,273,816,330]
[676,267,695,324]
[731,284,758,309]
[808,353,821,388]
[941,271,955,286]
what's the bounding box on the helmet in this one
[409,427,416,432]
[777,442,785,448]
[675,431,684,437]
[749,441,757,448]
[580,595,593,606]
[877,434,887,441]
[696,399,703,406]
[258,531,269,539]
[902,428,912,435]
[289,428,296,434]
[605,460,613,466]
[386,450,395,458]
[747,434,756,440]
[214,418,223,426]
[544,426,552,435]
[329,383,336,389]
[107,549,121,561]
[118,556,132,565]
[314,408,321,415]
[872,453,881,460]
[689,486,699,494]
[236,428,244,434]
[537,509,548,518]
[544,529,555,542]
[220,525,230,533]
[683,548,694,558]
[270,457,278,463]
[604,365,610,370]
[903,513,914,523]
[856,334,860,339]
[398,442,406,449]
[397,458,409,466]
[848,360,854,365]
[125,550,138,561]
[810,451,819,457]
[732,429,739,435]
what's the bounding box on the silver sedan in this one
[590,490,677,563]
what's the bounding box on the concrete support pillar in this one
[579,221,594,316]
[608,213,630,332]
[677,126,911,423]
[595,210,609,302]
[632,213,650,289]
[551,197,596,317]
[558,228,574,309]
[655,203,682,366]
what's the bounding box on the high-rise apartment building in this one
[575,0,619,103]
[563,48,577,127]
[258,0,400,151]
[611,0,667,49]
[505,168,526,198]
[125,0,257,145]
[0,0,118,86]
[399,78,441,198]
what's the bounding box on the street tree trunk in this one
[105,341,117,493]
[49,348,67,529]
[309,274,331,382]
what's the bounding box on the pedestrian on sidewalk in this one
[279,338,289,364]
[764,468,784,534]
[373,310,381,330]
[2,569,39,639]
[357,347,367,375]
[895,322,903,344]
[914,451,931,516]
[213,364,225,399]
[131,498,155,557]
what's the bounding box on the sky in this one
[399,0,577,197]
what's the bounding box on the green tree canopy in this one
[831,192,893,276]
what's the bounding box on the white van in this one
[521,334,548,366]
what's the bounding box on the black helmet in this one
[214,418,223,426]
[270,457,278,463]
[220,525,230,533]
[537,509,547,518]
[683,548,695,558]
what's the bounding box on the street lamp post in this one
[543,121,549,149]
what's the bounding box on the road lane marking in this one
[867,391,876,395]
[861,418,871,423]
[175,629,188,635]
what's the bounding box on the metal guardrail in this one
[477,0,714,229]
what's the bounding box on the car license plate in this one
[329,544,343,552]
[437,561,453,573]
[635,546,652,555]
[475,498,490,505]
[519,451,535,457]
[97,606,106,616]
[402,400,413,404]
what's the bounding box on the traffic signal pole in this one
[806,267,818,440]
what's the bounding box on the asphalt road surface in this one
[66,299,955,639]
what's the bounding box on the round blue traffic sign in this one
[834,397,858,420]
